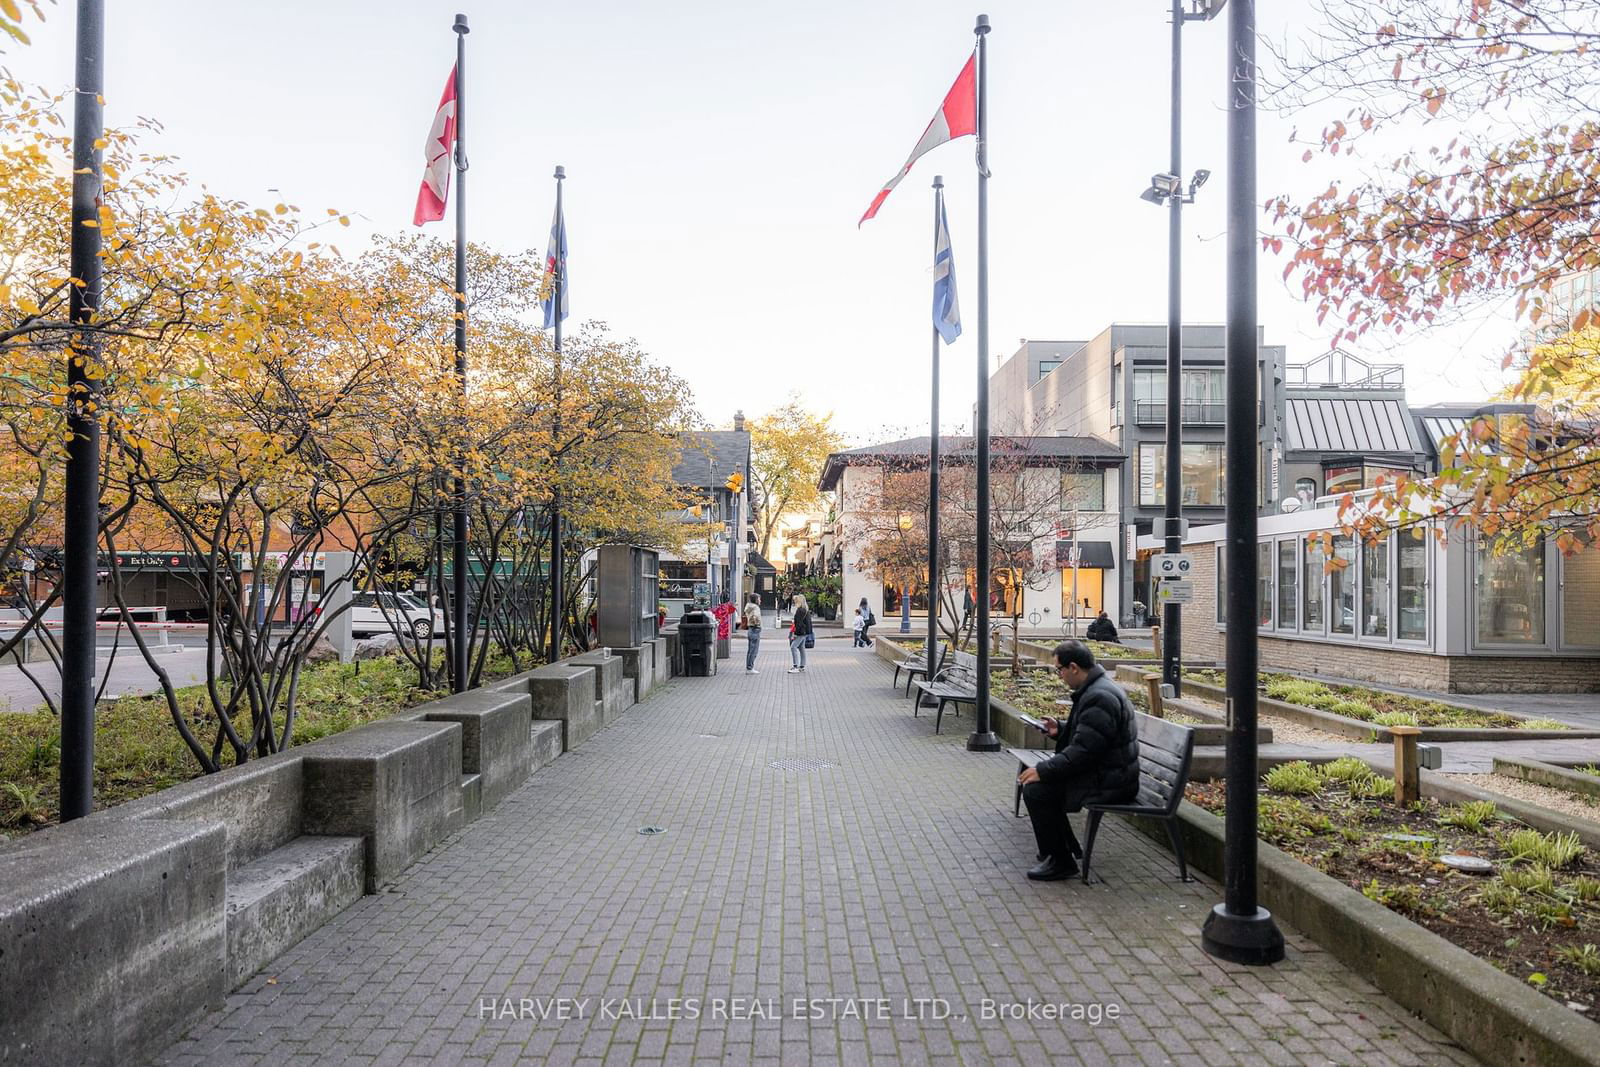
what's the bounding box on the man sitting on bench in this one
[1015,641,1140,881]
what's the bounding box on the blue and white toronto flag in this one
[932,195,961,344]
[542,199,569,329]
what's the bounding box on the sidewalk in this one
[159,638,1474,1065]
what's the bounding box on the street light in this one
[1136,0,1224,705]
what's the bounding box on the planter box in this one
[1132,803,1599,1067]
[1170,673,1600,743]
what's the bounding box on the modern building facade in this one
[1145,506,1600,693]
[987,325,1287,621]
[817,435,1125,634]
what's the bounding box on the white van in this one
[348,591,444,639]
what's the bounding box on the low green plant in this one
[1361,878,1430,915]
[1372,709,1419,728]
[1348,773,1395,800]
[1330,699,1376,720]
[1532,898,1575,928]
[0,781,49,827]
[1258,795,1334,842]
[1518,718,1571,731]
[1439,801,1499,834]
[1576,764,1600,780]
[1264,678,1334,707]
[1503,828,1587,869]
[1569,876,1600,903]
[1501,864,1557,896]
[1557,944,1600,977]
[1479,880,1525,917]
[1318,756,1373,783]
[1263,761,1322,796]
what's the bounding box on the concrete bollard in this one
[1391,725,1422,806]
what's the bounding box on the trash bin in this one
[680,610,716,677]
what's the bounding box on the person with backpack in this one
[787,594,813,673]
[742,593,763,673]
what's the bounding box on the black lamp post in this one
[1139,0,1225,699]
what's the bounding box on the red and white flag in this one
[859,53,977,226]
[413,66,458,226]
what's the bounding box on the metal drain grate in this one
[637,826,668,836]
[768,758,836,770]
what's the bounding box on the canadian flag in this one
[413,66,458,226]
[860,53,977,225]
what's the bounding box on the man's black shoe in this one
[1026,856,1079,881]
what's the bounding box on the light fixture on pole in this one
[1137,0,1224,704]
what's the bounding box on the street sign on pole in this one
[1151,552,1194,579]
[1157,579,1194,604]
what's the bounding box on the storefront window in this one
[1562,540,1600,647]
[1397,527,1428,641]
[1258,542,1273,627]
[1475,536,1545,645]
[1302,539,1325,632]
[1277,540,1298,630]
[1329,536,1356,635]
[1362,539,1389,638]
[1325,466,1362,496]
[1061,568,1103,620]
[1139,443,1226,507]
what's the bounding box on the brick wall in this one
[1178,544,1600,693]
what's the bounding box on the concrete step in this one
[225,835,364,989]
[531,719,562,770]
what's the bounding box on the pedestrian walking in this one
[742,593,763,673]
[853,597,874,648]
[787,594,813,673]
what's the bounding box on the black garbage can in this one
[680,610,716,677]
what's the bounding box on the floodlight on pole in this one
[1184,0,1227,20]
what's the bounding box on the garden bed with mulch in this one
[1187,760,1600,1016]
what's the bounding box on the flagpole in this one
[549,165,565,663]
[927,176,944,701]
[449,13,471,692]
[967,15,999,752]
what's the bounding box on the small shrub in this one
[1349,773,1395,800]
[1504,828,1587,869]
[1557,944,1600,977]
[1577,764,1600,780]
[1570,876,1600,903]
[1439,801,1499,834]
[0,782,49,828]
[1372,710,1419,728]
[1263,761,1322,796]
[1319,756,1372,783]
[1329,699,1376,721]
[1518,718,1571,731]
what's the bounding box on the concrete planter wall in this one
[0,643,685,1067]
[1113,667,1600,743]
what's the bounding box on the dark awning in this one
[1054,540,1116,568]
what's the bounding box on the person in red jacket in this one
[713,593,735,642]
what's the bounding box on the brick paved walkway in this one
[161,636,1476,1066]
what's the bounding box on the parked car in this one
[349,591,444,639]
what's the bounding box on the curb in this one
[1130,803,1600,1067]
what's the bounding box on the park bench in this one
[1006,711,1196,885]
[893,640,950,695]
[912,658,977,733]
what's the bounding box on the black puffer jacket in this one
[1036,665,1140,808]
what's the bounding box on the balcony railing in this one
[1133,400,1227,426]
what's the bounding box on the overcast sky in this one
[4,1,1517,443]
